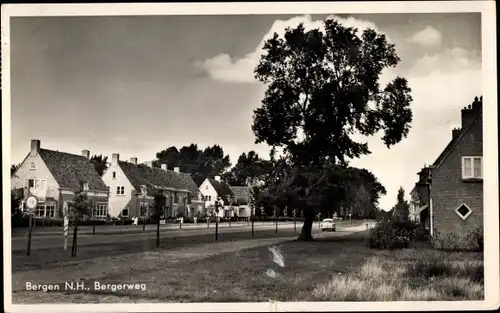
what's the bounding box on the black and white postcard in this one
[2,2,498,312]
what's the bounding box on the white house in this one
[199,176,253,218]
[11,139,110,219]
[101,154,204,218]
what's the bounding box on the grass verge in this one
[12,230,483,303]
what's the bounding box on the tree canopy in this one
[223,150,272,186]
[392,186,410,221]
[90,154,108,177]
[252,19,413,167]
[154,144,231,185]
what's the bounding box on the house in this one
[412,96,483,248]
[11,139,110,219]
[198,176,253,218]
[101,154,204,219]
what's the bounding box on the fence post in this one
[275,217,278,234]
[294,218,296,233]
[26,215,33,256]
[252,220,254,237]
[215,219,219,241]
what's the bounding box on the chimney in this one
[82,149,90,159]
[472,95,482,112]
[215,175,221,182]
[161,164,168,171]
[30,139,41,156]
[174,167,180,173]
[461,96,482,128]
[112,153,120,165]
[452,127,461,139]
[130,157,137,165]
[145,161,153,168]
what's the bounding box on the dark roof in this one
[432,108,482,169]
[118,161,194,196]
[229,186,252,205]
[207,178,234,200]
[178,172,200,195]
[39,149,108,192]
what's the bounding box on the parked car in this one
[321,218,336,231]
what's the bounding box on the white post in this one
[63,207,69,251]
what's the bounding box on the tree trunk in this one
[297,209,314,241]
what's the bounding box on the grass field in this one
[11,229,483,303]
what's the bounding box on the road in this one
[11,221,374,272]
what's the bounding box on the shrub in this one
[366,216,427,250]
[467,227,484,252]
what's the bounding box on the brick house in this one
[101,154,204,219]
[11,139,110,219]
[412,96,483,248]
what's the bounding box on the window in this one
[30,162,36,170]
[116,186,125,195]
[112,172,116,179]
[174,192,179,203]
[93,203,108,219]
[36,204,45,217]
[28,179,34,188]
[83,182,89,191]
[208,195,212,201]
[205,185,209,190]
[140,203,149,217]
[122,208,129,217]
[462,156,482,179]
[455,203,473,220]
[45,203,56,218]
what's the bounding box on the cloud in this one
[407,26,442,47]
[195,15,382,84]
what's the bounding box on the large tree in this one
[252,19,413,240]
[90,154,108,177]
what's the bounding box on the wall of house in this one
[199,179,221,208]
[101,163,136,217]
[11,153,61,213]
[431,115,483,249]
[60,190,109,217]
[237,205,251,218]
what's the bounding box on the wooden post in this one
[156,216,160,248]
[215,218,218,241]
[275,216,278,234]
[143,217,146,232]
[229,216,231,228]
[71,224,78,257]
[294,217,296,233]
[93,221,96,235]
[252,220,254,237]
[26,215,33,256]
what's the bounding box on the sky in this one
[9,13,482,210]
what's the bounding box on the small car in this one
[321,218,336,231]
